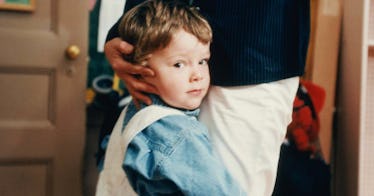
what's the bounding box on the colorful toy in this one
[287,79,326,158]
[273,79,330,196]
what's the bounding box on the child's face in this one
[144,29,211,110]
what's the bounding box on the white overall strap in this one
[118,105,185,195]
[102,105,129,170]
[96,105,134,196]
[120,105,185,150]
[103,105,184,170]
[97,105,185,196]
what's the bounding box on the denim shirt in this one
[101,95,245,195]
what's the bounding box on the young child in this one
[99,0,244,195]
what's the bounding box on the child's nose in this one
[190,69,203,82]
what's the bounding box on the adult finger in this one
[119,72,158,95]
[125,81,153,106]
[121,63,155,77]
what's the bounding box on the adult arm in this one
[104,0,157,107]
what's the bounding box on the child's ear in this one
[138,54,153,67]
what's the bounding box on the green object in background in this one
[5,0,29,4]
[88,0,114,88]
[87,0,126,91]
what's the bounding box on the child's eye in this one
[198,59,209,66]
[173,62,185,68]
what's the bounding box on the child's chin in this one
[167,99,202,111]
[176,103,200,111]
[184,103,201,110]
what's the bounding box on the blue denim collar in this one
[140,94,200,118]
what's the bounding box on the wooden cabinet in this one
[335,0,374,195]
[305,0,342,164]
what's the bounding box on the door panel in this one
[0,0,88,196]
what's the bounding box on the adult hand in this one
[104,38,158,107]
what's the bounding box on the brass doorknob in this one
[65,45,80,60]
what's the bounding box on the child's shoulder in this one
[140,105,202,130]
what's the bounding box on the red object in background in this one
[287,80,326,156]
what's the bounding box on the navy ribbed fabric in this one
[194,0,310,86]
[107,0,310,86]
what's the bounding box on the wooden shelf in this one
[336,0,374,195]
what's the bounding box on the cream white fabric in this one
[96,105,184,196]
[199,77,299,196]
[97,0,126,52]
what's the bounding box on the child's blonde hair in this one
[118,0,212,64]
